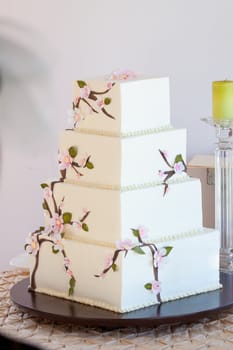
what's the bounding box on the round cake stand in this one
[10,272,233,328]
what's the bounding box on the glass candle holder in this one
[202,117,233,272]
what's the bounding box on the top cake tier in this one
[72,76,170,135]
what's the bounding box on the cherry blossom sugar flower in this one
[174,161,185,174]
[25,234,39,256]
[66,269,73,278]
[158,170,165,177]
[138,226,149,240]
[80,86,91,99]
[67,108,83,128]
[43,187,52,200]
[64,257,71,268]
[154,248,167,268]
[73,96,80,105]
[96,98,104,110]
[82,208,89,215]
[110,69,136,81]
[58,150,72,170]
[116,239,135,251]
[50,213,64,235]
[151,280,161,295]
[107,81,113,89]
[72,221,82,230]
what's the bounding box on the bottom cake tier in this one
[29,228,221,313]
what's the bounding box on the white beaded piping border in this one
[64,227,216,249]
[64,173,189,192]
[35,283,222,313]
[70,125,173,138]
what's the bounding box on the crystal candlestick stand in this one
[202,117,233,272]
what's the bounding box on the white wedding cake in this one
[25,71,221,313]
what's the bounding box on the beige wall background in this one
[0,0,232,268]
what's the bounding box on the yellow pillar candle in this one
[213,80,233,121]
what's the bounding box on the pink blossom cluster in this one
[174,161,185,174]
[25,234,40,256]
[58,150,73,170]
[116,239,135,251]
[153,248,167,268]
[151,280,161,295]
[43,187,53,200]
[64,257,73,278]
[109,69,136,81]
[49,213,64,236]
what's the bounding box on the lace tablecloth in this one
[1,270,233,349]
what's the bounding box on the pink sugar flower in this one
[80,86,91,99]
[116,239,135,251]
[174,161,185,174]
[151,280,161,295]
[73,221,82,230]
[138,226,149,240]
[50,213,64,235]
[110,69,136,81]
[96,98,104,110]
[107,81,113,89]
[73,108,83,124]
[82,208,89,215]
[64,257,71,268]
[58,150,72,170]
[73,96,80,105]
[66,269,73,277]
[154,248,166,268]
[43,187,52,200]
[25,234,39,256]
[158,170,165,177]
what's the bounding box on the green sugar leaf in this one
[77,80,87,88]
[174,154,183,163]
[163,246,173,256]
[86,161,94,169]
[132,246,145,255]
[70,276,76,288]
[112,263,118,272]
[40,183,48,189]
[82,223,89,232]
[144,283,152,290]
[68,277,76,296]
[52,246,59,254]
[42,201,48,210]
[104,97,112,105]
[39,226,45,231]
[62,212,72,224]
[131,229,140,238]
[68,146,78,158]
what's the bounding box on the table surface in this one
[2,270,233,349]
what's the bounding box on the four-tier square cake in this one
[25,72,221,313]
